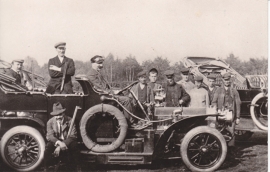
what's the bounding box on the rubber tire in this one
[235,130,253,141]
[250,93,268,130]
[180,126,227,172]
[80,104,128,153]
[0,126,45,172]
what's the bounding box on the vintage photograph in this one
[0,0,268,171]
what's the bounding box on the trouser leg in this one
[227,122,236,147]
[66,140,80,167]
[117,96,134,124]
[43,142,55,168]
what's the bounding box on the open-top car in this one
[183,57,268,140]
[0,61,233,172]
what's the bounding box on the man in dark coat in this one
[88,55,134,125]
[212,72,241,147]
[46,42,75,94]
[207,73,219,105]
[43,102,81,171]
[163,70,190,107]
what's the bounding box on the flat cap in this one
[90,55,104,64]
[164,70,174,76]
[181,68,190,75]
[12,59,24,63]
[222,72,231,79]
[194,76,203,81]
[54,42,66,48]
[149,68,158,74]
[207,73,216,79]
[137,70,147,77]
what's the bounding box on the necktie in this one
[57,120,64,140]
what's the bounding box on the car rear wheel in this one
[180,126,227,172]
[250,93,268,130]
[0,126,45,171]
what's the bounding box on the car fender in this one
[152,114,216,160]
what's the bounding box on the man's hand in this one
[58,141,68,150]
[179,100,184,105]
[53,146,61,157]
[49,65,61,71]
[235,118,240,125]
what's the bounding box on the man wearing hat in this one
[88,55,134,126]
[177,67,195,94]
[129,70,154,126]
[163,70,190,107]
[189,76,209,107]
[43,102,81,171]
[207,73,219,105]
[5,59,32,90]
[212,72,241,147]
[46,42,75,94]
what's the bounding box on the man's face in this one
[92,62,103,71]
[149,72,157,83]
[139,75,147,84]
[56,46,66,57]
[208,78,215,87]
[166,75,175,85]
[12,62,23,72]
[195,81,202,89]
[182,74,189,81]
[223,78,231,87]
[56,112,65,120]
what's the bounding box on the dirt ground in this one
[0,132,267,172]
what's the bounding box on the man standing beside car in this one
[177,68,195,94]
[212,72,241,147]
[163,70,190,107]
[46,42,75,94]
[207,73,219,105]
[189,76,209,107]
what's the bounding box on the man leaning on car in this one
[46,42,75,94]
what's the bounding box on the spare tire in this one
[80,104,128,152]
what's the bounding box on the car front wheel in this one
[180,126,227,172]
[0,126,45,171]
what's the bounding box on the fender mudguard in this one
[152,114,216,160]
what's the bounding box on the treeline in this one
[22,53,268,83]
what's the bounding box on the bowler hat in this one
[194,76,203,81]
[90,55,104,64]
[12,59,24,63]
[50,102,66,116]
[54,42,66,48]
[137,70,147,77]
[222,72,231,79]
[181,68,190,75]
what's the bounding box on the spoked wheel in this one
[235,130,253,141]
[0,126,45,171]
[181,126,227,172]
[250,93,268,130]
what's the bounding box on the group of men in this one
[4,42,241,171]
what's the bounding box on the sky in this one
[0,0,268,66]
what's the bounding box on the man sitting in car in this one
[163,70,190,107]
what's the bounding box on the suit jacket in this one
[208,86,219,105]
[88,68,110,91]
[163,82,190,107]
[129,83,154,105]
[212,86,241,120]
[5,68,22,85]
[46,115,77,146]
[47,56,75,94]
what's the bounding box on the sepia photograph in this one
[0,0,268,171]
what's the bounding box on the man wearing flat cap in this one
[207,73,219,105]
[4,59,32,90]
[212,72,241,147]
[88,55,133,126]
[46,42,75,94]
[129,70,154,126]
[177,68,195,94]
[163,70,190,107]
[189,76,209,107]
[44,102,81,171]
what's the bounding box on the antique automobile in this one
[183,57,268,140]
[0,61,231,172]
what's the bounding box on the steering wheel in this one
[116,81,138,95]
